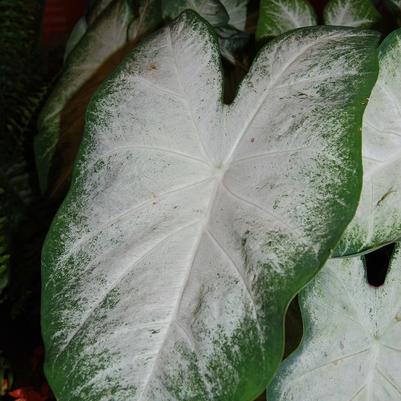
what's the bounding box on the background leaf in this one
[256,0,317,39]
[323,0,382,28]
[269,244,401,400]
[35,0,162,199]
[162,0,230,26]
[335,28,401,256]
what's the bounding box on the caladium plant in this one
[41,10,379,401]
[256,0,382,39]
[268,244,401,400]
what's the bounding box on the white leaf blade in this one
[42,12,379,401]
[269,245,401,401]
[335,28,401,256]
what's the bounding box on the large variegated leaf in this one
[256,0,316,40]
[335,29,401,256]
[42,11,379,401]
[324,0,381,28]
[269,245,401,401]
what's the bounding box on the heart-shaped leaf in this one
[41,12,378,401]
[335,29,401,256]
[256,0,316,40]
[269,244,401,400]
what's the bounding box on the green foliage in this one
[2,1,399,400]
[0,0,46,298]
[256,0,382,39]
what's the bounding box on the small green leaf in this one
[269,244,401,400]
[256,0,317,40]
[335,28,401,256]
[42,11,378,401]
[324,0,382,28]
